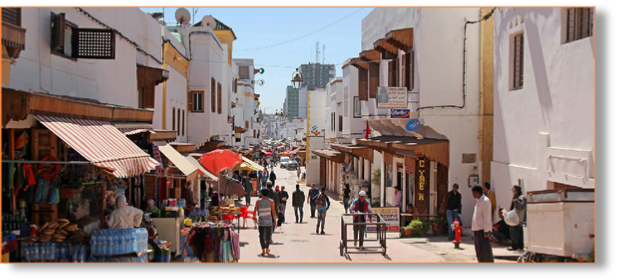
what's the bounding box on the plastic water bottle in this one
[91,231,98,255]
[41,243,47,262]
[102,232,109,256]
[131,229,138,253]
[123,229,130,254]
[32,243,39,262]
[24,244,31,262]
[51,243,57,262]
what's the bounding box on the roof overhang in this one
[330,143,374,162]
[359,49,381,62]
[373,38,399,59]
[312,149,345,164]
[385,27,414,51]
[358,136,449,167]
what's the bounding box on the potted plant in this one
[419,220,431,236]
[430,217,447,236]
[402,219,424,238]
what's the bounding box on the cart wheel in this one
[340,240,344,256]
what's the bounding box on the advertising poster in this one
[376,87,408,109]
[367,207,400,232]
[251,178,259,196]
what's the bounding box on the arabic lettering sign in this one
[376,87,408,109]
[366,207,400,232]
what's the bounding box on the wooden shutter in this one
[2,8,21,26]
[177,108,181,135]
[142,85,155,109]
[388,58,399,87]
[404,52,412,90]
[188,91,194,112]
[182,110,185,136]
[172,107,176,131]
[74,29,115,59]
[217,83,222,114]
[254,130,256,138]
[51,13,66,52]
[369,62,380,98]
[358,68,368,101]
[513,34,524,89]
[31,129,58,160]
[211,78,216,112]
[338,115,343,132]
[409,50,414,90]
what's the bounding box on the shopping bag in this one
[504,209,520,226]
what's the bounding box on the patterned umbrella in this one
[198,149,242,175]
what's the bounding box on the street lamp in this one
[291,68,303,90]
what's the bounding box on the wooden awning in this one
[137,64,169,87]
[312,149,345,164]
[358,136,449,167]
[235,126,248,134]
[373,38,399,58]
[330,143,374,162]
[149,129,177,142]
[198,140,226,152]
[2,87,153,127]
[349,57,369,70]
[359,49,381,62]
[169,142,196,154]
[385,27,414,51]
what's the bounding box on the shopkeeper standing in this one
[107,195,143,229]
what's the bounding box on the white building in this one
[305,88,328,187]
[491,8,595,211]
[353,8,494,225]
[341,59,365,139]
[325,77,344,144]
[232,58,261,148]
[298,86,308,118]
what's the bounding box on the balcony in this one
[2,22,26,58]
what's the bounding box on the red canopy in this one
[198,149,242,175]
[265,152,273,156]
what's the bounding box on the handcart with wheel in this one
[340,213,387,257]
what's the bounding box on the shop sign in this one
[391,109,411,118]
[377,87,408,109]
[406,119,421,132]
[367,207,400,232]
[415,158,430,215]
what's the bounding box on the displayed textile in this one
[184,222,238,263]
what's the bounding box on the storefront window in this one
[385,163,393,188]
[407,173,415,205]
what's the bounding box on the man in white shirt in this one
[471,185,494,263]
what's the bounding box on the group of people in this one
[442,182,527,263]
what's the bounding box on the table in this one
[218,212,241,234]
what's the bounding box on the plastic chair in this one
[222,214,235,224]
[240,207,257,229]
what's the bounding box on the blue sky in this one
[140,7,372,115]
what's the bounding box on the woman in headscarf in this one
[106,195,144,229]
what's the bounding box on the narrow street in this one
[237,164,516,263]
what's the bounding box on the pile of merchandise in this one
[182,222,239,263]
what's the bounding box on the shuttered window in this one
[512,33,524,89]
[403,50,414,90]
[172,107,176,131]
[182,110,185,136]
[338,115,343,132]
[139,85,155,109]
[358,67,368,101]
[2,8,21,26]
[177,108,181,136]
[369,62,380,98]
[217,83,222,114]
[566,8,594,43]
[51,13,115,60]
[211,78,216,112]
[354,97,361,118]
[191,91,204,112]
[388,58,399,87]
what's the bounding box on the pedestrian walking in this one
[484,182,497,218]
[257,170,263,193]
[307,183,320,218]
[508,185,527,251]
[260,169,269,193]
[314,187,331,235]
[297,166,302,180]
[342,184,351,214]
[242,176,253,206]
[278,186,289,219]
[471,185,494,263]
[443,184,462,241]
[349,191,372,249]
[292,184,305,223]
[269,170,277,187]
[253,189,277,257]
[266,182,279,242]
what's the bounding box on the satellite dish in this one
[175,8,191,25]
[201,15,217,28]
[256,79,265,86]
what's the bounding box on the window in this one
[354,97,361,118]
[403,50,414,90]
[138,86,155,109]
[388,58,399,87]
[191,91,204,112]
[177,108,181,136]
[233,78,238,93]
[172,107,176,131]
[2,8,21,26]
[369,62,380,98]
[239,66,250,79]
[51,13,115,59]
[182,110,185,136]
[358,68,368,101]
[512,33,524,90]
[217,83,222,114]
[245,121,249,129]
[566,8,594,43]
[338,115,343,132]
[211,78,216,112]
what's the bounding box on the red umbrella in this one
[198,149,242,175]
[265,152,273,156]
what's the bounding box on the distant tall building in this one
[300,63,336,90]
[286,86,300,120]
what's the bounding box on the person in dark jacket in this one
[242,176,253,206]
[307,183,320,218]
[278,186,289,220]
[508,185,527,251]
[269,171,277,186]
[292,184,306,223]
[491,209,510,245]
[443,183,462,241]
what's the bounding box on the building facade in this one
[299,63,336,90]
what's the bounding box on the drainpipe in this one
[416,8,495,112]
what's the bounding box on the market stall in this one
[180,221,240,263]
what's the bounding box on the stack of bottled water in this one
[23,242,86,263]
[91,228,148,258]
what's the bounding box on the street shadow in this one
[239,242,250,247]
[270,242,285,245]
[258,254,280,259]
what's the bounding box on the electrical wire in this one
[234,8,365,52]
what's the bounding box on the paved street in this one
[236,164,516,263]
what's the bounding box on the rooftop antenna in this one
[315,41,320,64]
[322,45,326,64]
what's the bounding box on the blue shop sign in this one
[391,109,411,118]
[406,119,421,132]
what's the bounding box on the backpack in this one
[315,194,326,208]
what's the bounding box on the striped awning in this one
[34,115,160,178]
